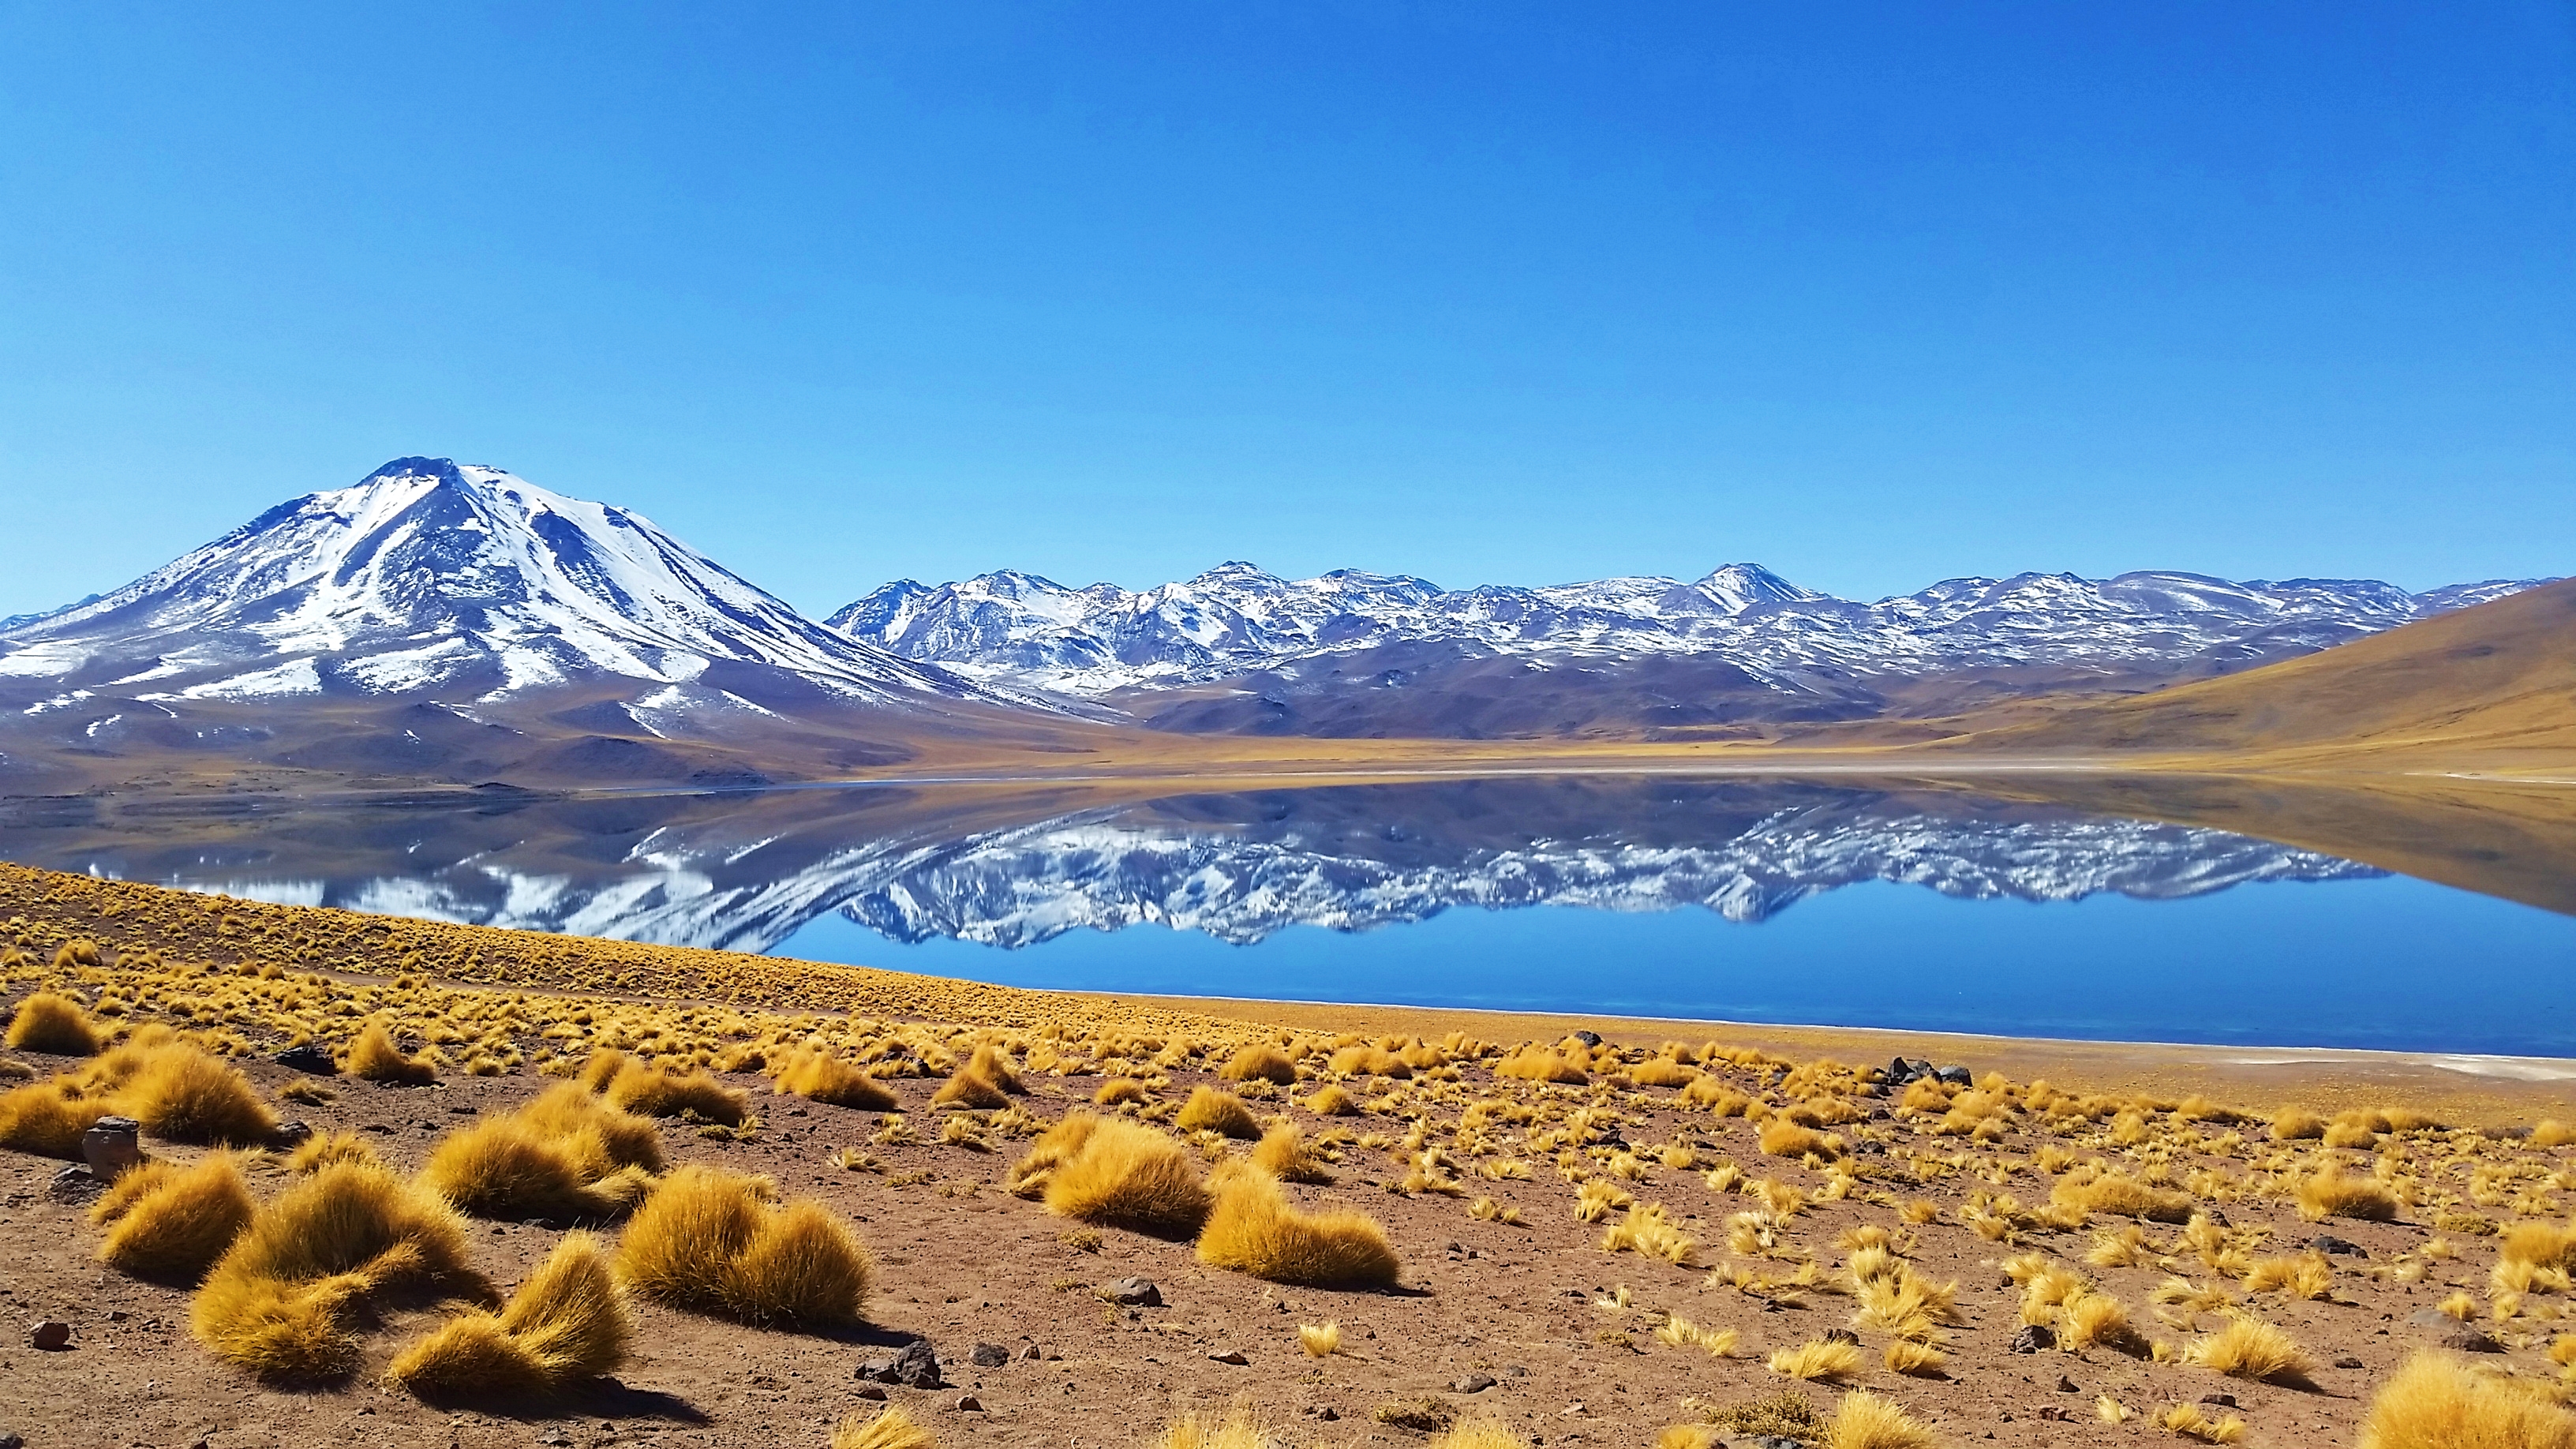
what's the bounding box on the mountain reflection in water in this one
[0,777,2386,953]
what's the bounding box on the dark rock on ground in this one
[1103,1276,1163,1306]
[274,1043,339,1074]
[969,1342,1009,1368]
[2010,1324,2054,1354]
[858,1339,942,1387]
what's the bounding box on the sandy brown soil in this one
[0,1039,2567,1449]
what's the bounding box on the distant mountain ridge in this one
[829,561,2537,733]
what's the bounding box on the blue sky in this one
[3,2,2569,618]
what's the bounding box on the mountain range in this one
[0,456,2553,791]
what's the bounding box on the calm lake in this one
[3,774,2570,1057]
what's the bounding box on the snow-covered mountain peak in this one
[0,456,998,710]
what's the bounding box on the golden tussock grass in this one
[1630,1058,1699,1088]
[1251,1124,1333,1184]
[1305,1084,1357,1115]
[1195,1162,1400,1288]
[288,1130,380,1173]
[2356,1352,2576,1449]
[2060,1289,2139,1351]
[1156,1405,1279,1449]
[192,1161,485,1382]
[2155,1402,2248,1443]
[1599,1202,1694,1264]
[1030,1115,1212,1238]
[1176,1086,1261,1139]
[1757,1119,1842,1160]
[114,1042,279,1145]
[2052,1171,2195,1223]
[92,1151,254,1282]
[1299,1320,1341,1357]
[2297,1169,2402,1222]
[1425,1421,1526,1449]
[603,1060,748,1125]
[384,1232,631,1399]
[1329,1045,1411,1079]
[1217,1043,1297,1085]
[421,1114,653,1224]
[1766,1339,1864,1383]
[771,1050,899,1111]
[0,1080,107,1157]
[1094,1076,1149,1106]
[1823,1391,1937,1449]
[345,1023,436,1085]
[1884,1339,1946,1376]
[616,1165,870,1329]
[2533,1119,2576,1148]
[6,991,103,1054]
[1680,1076,1752,1114]
[1494,1048,1586,1084]
[831,1405,940,1449]
[2188,1316,2313,1384]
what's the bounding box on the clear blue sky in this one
[3,2,2569,619]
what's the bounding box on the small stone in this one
[1310,1406,1339,1421]
[2335,1356,2365,1369]
[1823,1328,1860,1346]
[2309,1234,2366,1257]
[2200,1394,2238,1409]
[80,1116,142,1176]
[1935,1065,1973,1086]
[1017,1342,1043,1361]
[1572,1031,1602,1047]
[1562,1402,1586,1417]
[2439,1329,2502,1354]
[2009,1324,2054,1354]
[1103,1276,1163,1307]
[953,1395,982,1413]
[2055,1376,2079,1393]
[1451,1373,1496,1394]
[274,1043,339,1075]
[0,1432,23,1449]
[28,1320,69,1351]
[970,1342,1009,1368]
[853,1384,886,1401]
[1207,1349,1249,1365]
[271,1119,313,1147]
[46,1163,102,1204]
[858,1339,943,1387]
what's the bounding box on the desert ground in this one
[0,863,2568,1449]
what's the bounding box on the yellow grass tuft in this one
[6,991,103,1054]
[1036,1116,1212,1238]
[2054,1171,2195,1223]
[1494,1048,1586,1084]
[1305,1084,1357,1115]
[1426,1420,1526,1449]
[1158,1405,1281,1449]
[2297,1170,2402,1223]
[385,1232,631,1398]
[604,1061,747,1125]
[1766,1339,1864,1383]
[92,1151,254,1282]
[830,1405,940,1449]
[192,1161,484,1382]
[1176,1086,1261,1139]
[1758,1119,1843,1159]
[345,1023,436,1085]
[1252,1124,1333,1184]
[2356,1352,2576,1449]
[1329,1045,1411,1078]
[1196,1163,1401,1288]
[2269,1109,2326,1141]
[1218,1044,1297,1085]
[2188,1316,2313,1384]
[1095,1077,1149,1106]
[287,1130,380,1173]
[421,1114,653,1223]
[0,1080,107,1157]
[772,1050,899,1111]
[1885,1339,1946,1376]
[1299,1320,1341,1356]
[2155,1402,2248,1443]
[617,1166,870,1328]
[1599,1201,1696,1264]
[1824,1391,1937,1449]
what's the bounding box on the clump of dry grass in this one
[1884,1339,1946,1376]
[2269,1109,2327,1141]
[1305,1084,1357,1115]
[192,1161,485,1382]
[385,1232,631,1399]
[1161,1405,1287,1448]
[0,1080,108,1157]
[1024,1115,1211,1238]
[92,1151,254,1282]
[603,1060,747,1125]
[2355,1352,2576,1448]
[930,1046,1017,1110]
[2054,1171,2195,1223]
[1329,1045,1411,1079]
[6,991,103,1055]
[345,1023,436,1085]
[1177,1086,1261,1140]
[1299,1320,1341,1357]
[1600,1202,1695,1264]
[772,1050,899,1111]
[831,1406,940,1449]
[1494,1048,1586,1084]
[2156,1402,2248,1443]
[1095,1077,1149,1106]
[1766,1339,1863,1383]
[1252,1124,1333,1184]
[2297,1169,2402,1223]
[2188,1316,2313,1384]
[1824,1392,1937,1449]
[1758,1119,1843,1160]
[616,1165,871,1329]
[1219,1044,1297,1085]
[1426,1421,1526,1449]
[421,1113,653,1223]
[1195,1162,1400,1288]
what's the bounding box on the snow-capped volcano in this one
[0,457,995,710]
[829,560,2539,716]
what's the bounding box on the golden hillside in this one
[1927,575,2576,772]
